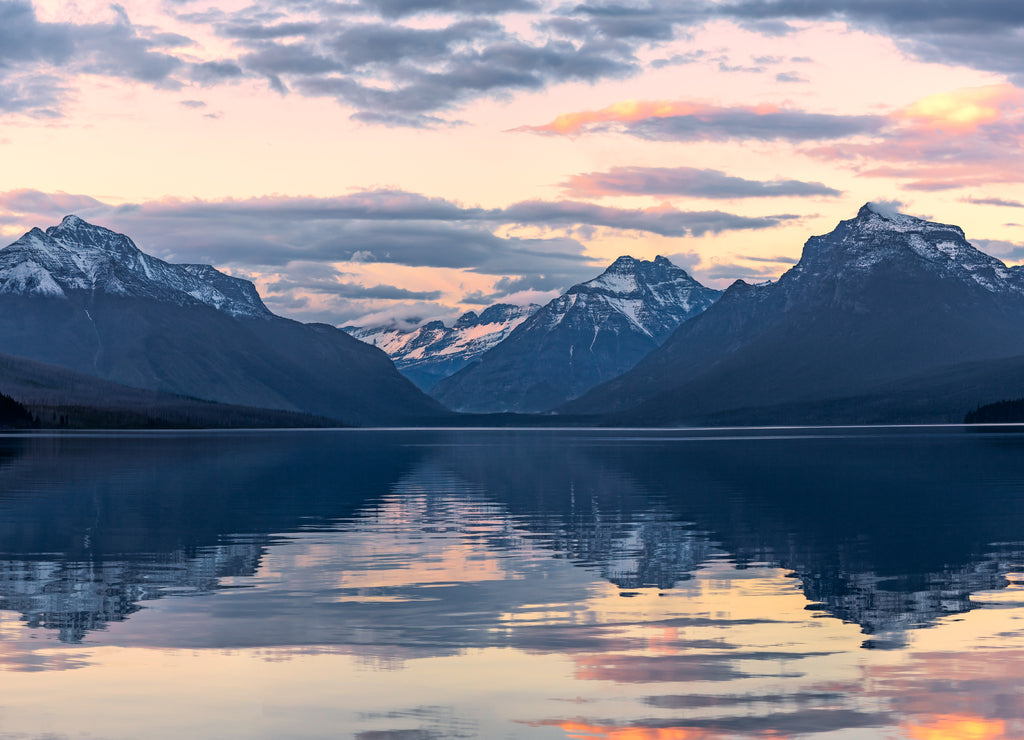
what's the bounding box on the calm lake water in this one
[0,427,1022,739]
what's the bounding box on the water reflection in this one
[0,428,1021,738]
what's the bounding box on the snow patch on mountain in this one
[346,303,540,389]
[0,216,272,318]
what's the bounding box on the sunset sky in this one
[3,0,1024,327]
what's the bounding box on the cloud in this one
[3,0,646,124]
[561,1,705,41]
[0,72,66,117]
[278,38,637,126]
[971,238,1024,260]
[700,262,781,281]
[563,166,841,199]
[0,188,797,325]
[962,196,1024,208]
[738,254,798,264]
[501,200,799,236]
[362,0,540,18]
[515,98,886,141]
[266,277,444,300]
[715,0,1024,83]
[201,2,647,125]
[805,85,1024,190]
[0,0,196,117]
[190,60,245,84]
[460,273,566,304]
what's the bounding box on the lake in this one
[0,427,1022,739]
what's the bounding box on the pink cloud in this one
[804,85,1024,190]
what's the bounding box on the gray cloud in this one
[716,0,1024,28]
[716,1,1024,83]
[0,188,797,323]
[701,262,780,281]
[460,273,566,303]
[650,50,707,68]
[565,1,704,41]
[200,1,646,125]
[0,0,196,116]
[287,39,636,125]
[502,200,798,236]
[630,110,886,142]
[563,166,842,199]
[0,72,66,117]
[972,238,1024,260]
[962,196,1024,208]
[738,254,798,264]
[330,20,501,67]
[219,21,322,40]
[363,0,539,18]
[190,60,245,84]
[266,276,444,300]
[6,0,1024,127]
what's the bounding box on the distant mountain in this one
[564,204,1024,424]
[0,216,445,425]
[345,303,539,390]
[431,256,722,413]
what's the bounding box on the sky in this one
[2,0,1024,328]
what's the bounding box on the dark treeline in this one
[965,398,1024,424]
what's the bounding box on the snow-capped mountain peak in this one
[346,302,541,390]
[792,202,1020,296]
[429,255,722,414]
[557,255,717,339]
[0,216,271,318]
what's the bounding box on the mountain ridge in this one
[0,216,445,425]
[431,255,722,413]
[346,302,540,390]
[562,203,1024,423]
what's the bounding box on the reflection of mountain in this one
[427,429,1024,644]
[0,545,262,643]
[424,435,712,590]
[0,430,1023,649]
[591,430,1024,645]
[0,432,423,641]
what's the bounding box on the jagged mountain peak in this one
[45,214,142,255]
[0,216,271,318]
[563,205,1024,424]
[849,202,966,238]
[453,310,479,328]
[346,302,541,391]
[790,203,1014,295]
[430,255,722,413]
[605,254,641,271]
[582,254,701,298]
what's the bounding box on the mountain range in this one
[0,216,444,425]
[431,255,722,413]
[2,206,1023,427]
[344,303,539,391]
[563,203,1024,424]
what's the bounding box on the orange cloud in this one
[515,99,785,136]
[536,720,725,739]
[903,715,1008,740]
[803,84,1024,189]
[895,85,1024,134]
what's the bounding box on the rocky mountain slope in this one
[0,216,445,425]
[431,256,722,413]
[563,203,1024,424]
